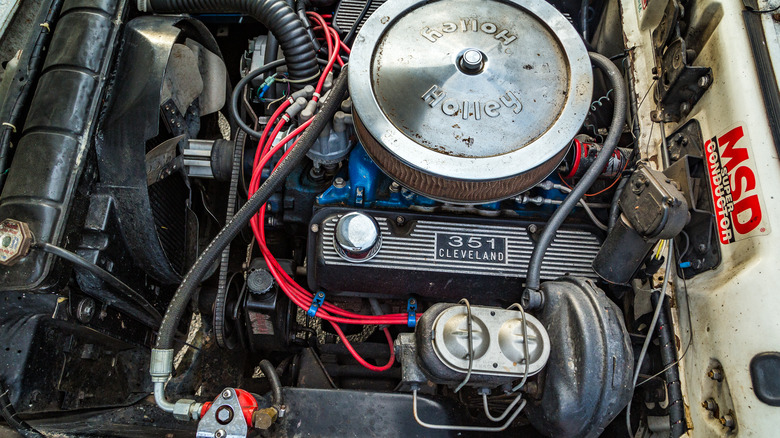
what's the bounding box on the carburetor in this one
[349,0,593,202]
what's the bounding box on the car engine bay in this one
[3,0,776,435]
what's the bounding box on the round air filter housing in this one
[349,0,593,203]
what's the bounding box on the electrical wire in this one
[555,184,608,230]
[244,24,415,372]
[453,299,474,393]
[626,240,674,438]
[249,28,418,324]
[748,2,780,13]
[636,241,695,387]
[34,242,162,328]
[330,322,395,372]
[229,59,287,139]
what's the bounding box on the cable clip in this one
[307,291,326,317]
[407,298,417,327]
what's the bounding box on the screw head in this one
[698,75,710,88]
[221,389,232,399]
[311,224,319,233]
[214,430,226,438]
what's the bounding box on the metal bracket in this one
[307,291,325,317]
[407,297,417,328]
[651,0,712,122]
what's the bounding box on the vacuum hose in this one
[524,52,627,299]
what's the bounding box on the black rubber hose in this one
[580,0,589,42]
[231,58,341,139]
[651,292,687,438]
[608,177,629,231]
[296,0,320,52]
[343,0,372,46]
[525,52,627,293]
[230,59,286,139]
[146,0,319,85]
[259,359,283,407]
[34,242,162,327]
[262,32,280,101]
[156,67,349,350]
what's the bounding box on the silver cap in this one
[333,212,382,262]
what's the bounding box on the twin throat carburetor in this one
[349,0,593,203]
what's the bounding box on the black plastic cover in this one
[750,352,780,407]
[525,276,634,438]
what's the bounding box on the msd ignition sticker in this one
[705,125,770,244]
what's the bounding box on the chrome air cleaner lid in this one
[349,0,593,203]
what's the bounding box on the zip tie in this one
[307,291,326,317]
[2,123,16,133]
[407,298,417,327]
[39,22,51,32]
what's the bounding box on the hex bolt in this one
[720,414,735,429]
[702,398,718,414]
[708,367,724,382]
[333,177,346,188]
[528,224,538,234]
[311,224,319,233]
[396,216,406,226]
[252,407,279,430]
[221,389,233,400]
[215,405,234,425]
[389,181,401,192]
[698,75,710,88]
[214,430,226,438]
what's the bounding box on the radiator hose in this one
[523,52,627,303]
[138,0,319,85]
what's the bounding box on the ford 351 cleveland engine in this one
[3,0,755,435]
